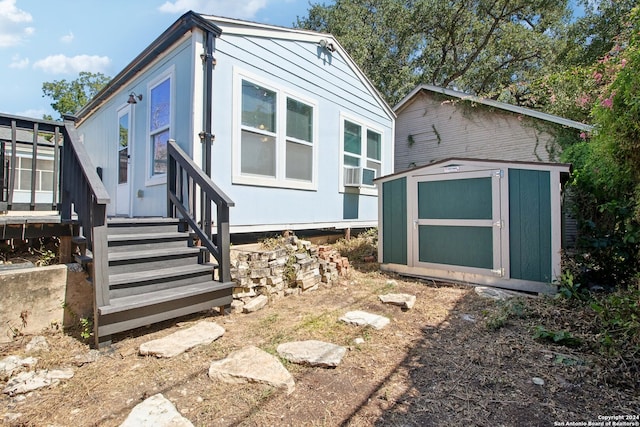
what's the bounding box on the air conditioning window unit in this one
[344,166,377,187]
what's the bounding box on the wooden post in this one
[58,235,72,264]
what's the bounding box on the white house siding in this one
[394,92,557,173]
[78,37,196,217]
[75,14,394,232]
[208,29,394,231]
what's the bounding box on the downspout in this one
[200,30,216,257]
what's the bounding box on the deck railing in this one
[167,139,235,282]
[0,114,62,211]
[59,118,111,311]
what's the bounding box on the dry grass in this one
[1,264,638,426]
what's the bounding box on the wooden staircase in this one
[78,217,233,346]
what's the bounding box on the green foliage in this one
[29,245,57,266]
[297,0,569,103]
[484,299,526,330]
[79,317,93,340]
[42,71,110,118]
[562,0,638,67]
[533,326,582,347]
[589,288,640,356]
[555,270,588,301]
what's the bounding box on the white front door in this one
[116,106,132,216]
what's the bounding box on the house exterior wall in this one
[77,18,394,232]
[394,92,558,173]
[78,36,197,217]
[206,29,394,232]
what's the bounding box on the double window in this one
[15,155,54,192]
[342,118,382,188]
[235,71,316,190]
[147,69,173,185]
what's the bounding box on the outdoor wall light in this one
[318,38,336,52]
[127,92,143,104]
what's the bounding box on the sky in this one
[0,0,313,119]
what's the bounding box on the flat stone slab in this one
[0,356,37,378]
[208,346,295,394]
[378,293,416,309]
[243,295,268,313]
[339,310,390,330]
[474,286,515,300]
[3,369,74,396]
[139,322,225,358]
[120,393,193,427]
[277,340,347,368]
[25,336,49,353]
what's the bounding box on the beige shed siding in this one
[395,93,557,172]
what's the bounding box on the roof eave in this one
[204,15,396,121]
[75,11,221,123]
[395,84,592,132]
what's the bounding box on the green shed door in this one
[412,169,503,276]
[509,169,552,282]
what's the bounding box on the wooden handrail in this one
[60,119,111,330]
[167,139,234,282]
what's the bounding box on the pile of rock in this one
[229,238,350,313]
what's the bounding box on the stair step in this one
[109,264,215,287]
[99,281,233,316]
[107,232,189,243]
[74,254,92,265]
[107,217,185,234]
[108,246,201,263]
[108,217,182,225]
[107,231,190,252]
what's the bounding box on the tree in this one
[297,0,571,104]
[42,71,110,119]
[298,0,418,104]
[562,0,637,67]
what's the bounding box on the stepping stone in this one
[277,340,347,368]
[140,322,225,358]
[474,286,514,300]
[243,295,268,313]
[0,356,37,378]
[208,346,295,394]
[120,393,193,427]
[379,293,416,309]
[74,349,100,366]
[339,310,390,330]
[3,369,74,396]
[25,336,49,353]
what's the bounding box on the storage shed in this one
[377,158,571,294]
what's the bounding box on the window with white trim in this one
[235,72,316,190]
[15,155,54,192]
[342,118,382,187]
[147,73,171,184]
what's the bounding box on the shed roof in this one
[375,157,572,184]
[394,84,592,132]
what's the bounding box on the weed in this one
[555,270,588,301]
[533,326,582,347]
[484,299,526,330]
[79,317,93,340]
[334,228,378,262]
[589,287,640,355]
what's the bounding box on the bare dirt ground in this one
[1,264,639,427]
